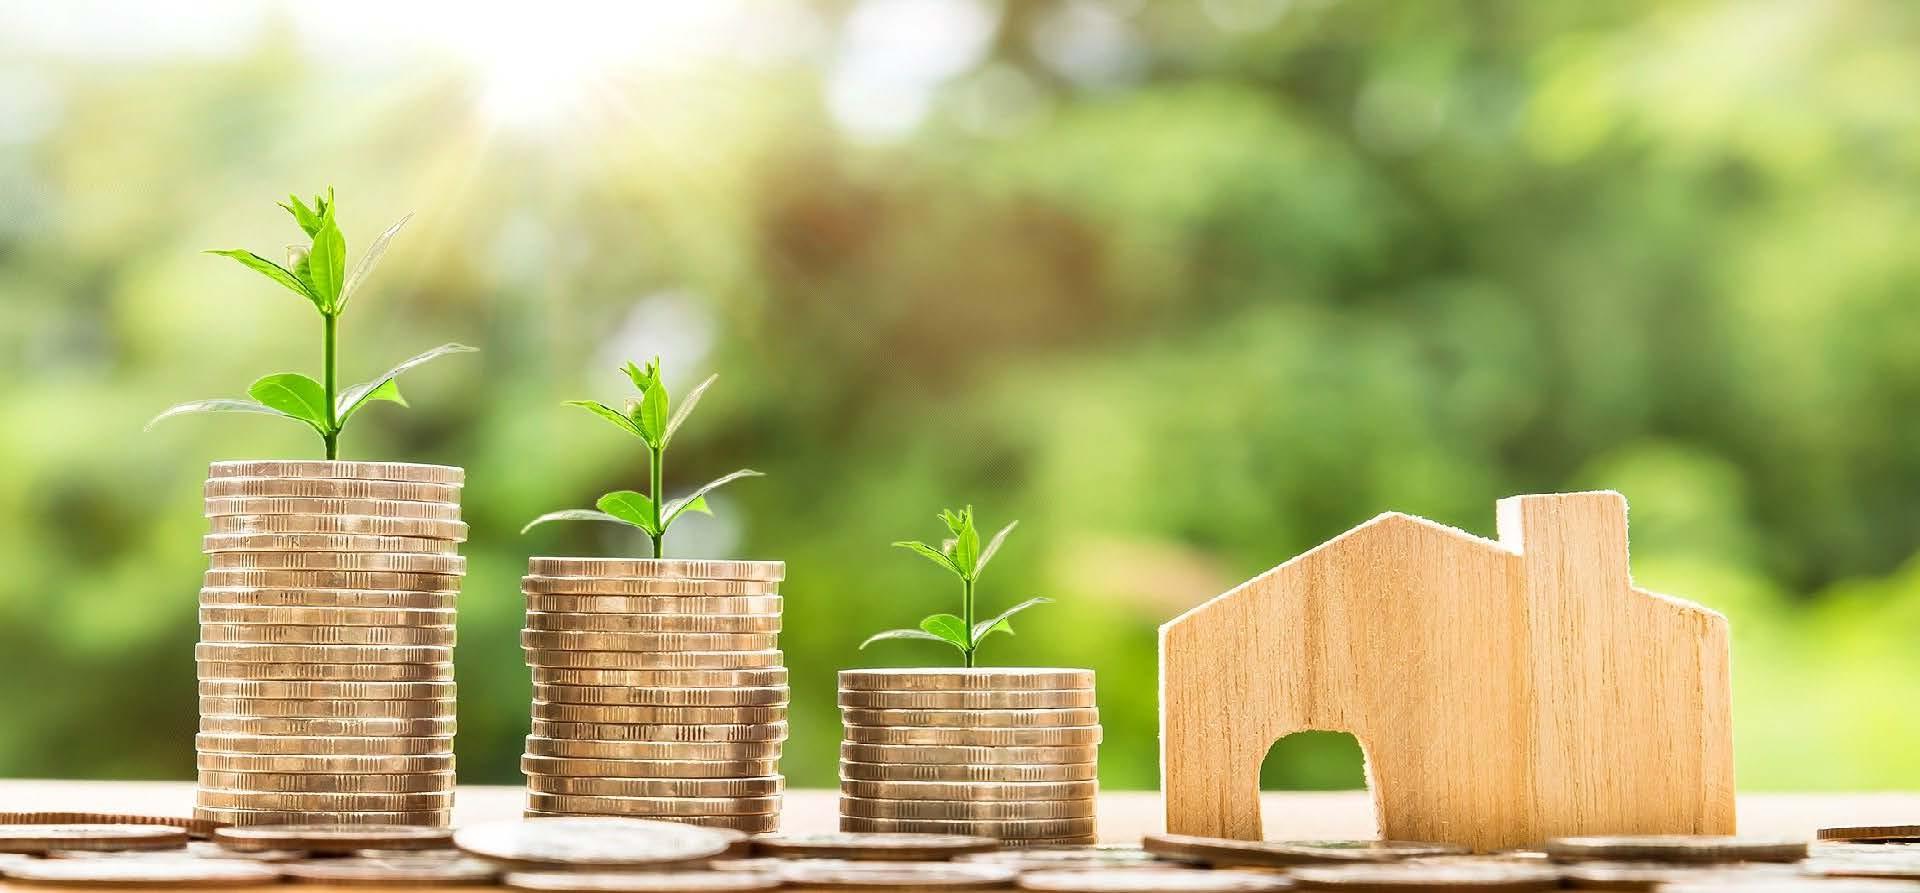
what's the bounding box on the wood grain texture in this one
[1158,491,1734,851]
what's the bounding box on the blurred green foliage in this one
[4,0,1920,792]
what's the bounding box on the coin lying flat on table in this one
[207,551,466,574]
[279,856,499,886]
[1142,835,1469,868]
[506,871,782,891]
[837,689,1097,710]
[0,815,218,841]
[841,780,1098,802]
[841,797,1095,821]
[840,708,1100,729]
[200,570,460,592]
[199,588,457,610]
[841,725,1101,747]
[1561,862,1806,890]
[529,667,788,687]
[1019,869,1293,892]
[751,833,1000,861]
[524,613,781,634]
[1544,836,1808,864]
[520,756,776,779]
[524,737,781,761]
[190,807,450,827]
[526,559,784,582]
[452,817,738,869]
[196,771,455,794]
[1289,864,1562,891]
[779,860,1020,890]
[532,685,789,707]
[841,743,1098,765]
[532,703,786,724]
[198,606,456,627]
[524,595,783,615]
[523,793,781,817]
[521,578,781,596]
[0,858,281,887]
[204,533,459,554]
[961,844,1159,869]
[196,733,453,757]
[207,514,468,540]
[840,760,1097,783]
[839,668,1093,691]
[213,824,453,853]
[840,817,1096,838]
[203,477,462,503]
[0,826,190,854]
[208,460,464,484]
[525,650,784,671]
[1820,826,1920,843]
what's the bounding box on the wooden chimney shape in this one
[1158,491,1733,851]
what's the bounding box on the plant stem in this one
[648,446,665,559]
[961,577,976,668]
[322,311,339,461]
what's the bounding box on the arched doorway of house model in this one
[1259,730,1379,838]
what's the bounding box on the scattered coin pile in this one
[838,668,1100,846]
[194,460,466,827]
[521,558,789,834]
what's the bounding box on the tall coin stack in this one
[194,460,465,827]
[520,558,788,834]
[838,668,1100,845]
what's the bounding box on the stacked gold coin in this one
[837,667,1099,845]
[194,460,465,827]
[520,557,788,834]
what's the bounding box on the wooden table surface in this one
[2,781,1918,889]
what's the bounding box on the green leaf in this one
[281,194,321,236]
[596,491,660,535]
[335,343,476,422]
[623,358,660,393]
[919,614,971,651]
[207,250,322,311]
[859,628,950,650]
[145,398,293,431]
[894,540,962,576]
[340,213,410,310]
[305,187,345,312]
[970,596,1054,645]
[662,374,715,447]
[247,373,331,431]
[635,376,669,447]
[662,469,763,528]
[975,520,1019,578]
[566,400,647,440]
[521,509,636,534]
[944,506,981,579]
[676,496,711,516]
[337,378,405,424]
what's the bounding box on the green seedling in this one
[523,358,762,558]
[148,188,475,459]
[862,506,1053,668]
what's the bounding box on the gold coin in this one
[840,796,1095,821]
[1819,825,1920,842]
[841,725,1101,747]
[531,703,787,724]
[840,743,1099,765]
[1140,835,1470,868]
[208,514,468,540]
[523,594,782,615]
[532,685,788,707]
[204,497,462,521]
[529,668,787,687]
[838,816,1096,839]
[839,708,1099,728]
[208,551,467,574]
[201,569,461,592]
[514,812,781,834]
[1290,864,1561,891]
[193,806,449,827]
[204,477,463,503]
[197,753,455,774]
[524,650,782,671]
[526,559,783,582]
[209,460,463,485]
[196,661,452,682]
[0,858,282,887]
[197,697,455,719]
[778,860,1019,889]
[967,835,1098,848]
[199,588,457,610]
[839,668,1093,692]
[1020,869,1291,892]
[451,816,737,869]
[520,631,776,653]
[836,689,1097,710]
[198,680,454,700]
[199,606,455,628]
[519,755,777,779]
[749,832,1001,861]
[840,780,1098,801]
[524,612,781,634]
[199,624,456,647]
[521,577,779,596]
[1544,837,1808,864]
[0,824,190,854]
[197,771,455,794]
[196,734,452,757]
[0,815,217,842]
[526,776,783,799]
[958,845,1153,869]
[205,533,458,554]
[198,716,456,737]
[213,823,453,853]
[279,855,499,886]
[525,738,781,762]
[195,789,453,812]
[523,794,778,818]
[195,643,452,664]
[528,721,787,744]
[840,760,1098,783]
[503,869,782,891]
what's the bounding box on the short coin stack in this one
[838,667,1100,845]
[194,460,465,827]
[520,558,788,834]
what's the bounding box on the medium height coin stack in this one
[194,460,465,827]
[521,558,788,833]
[839,668,1100,845]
